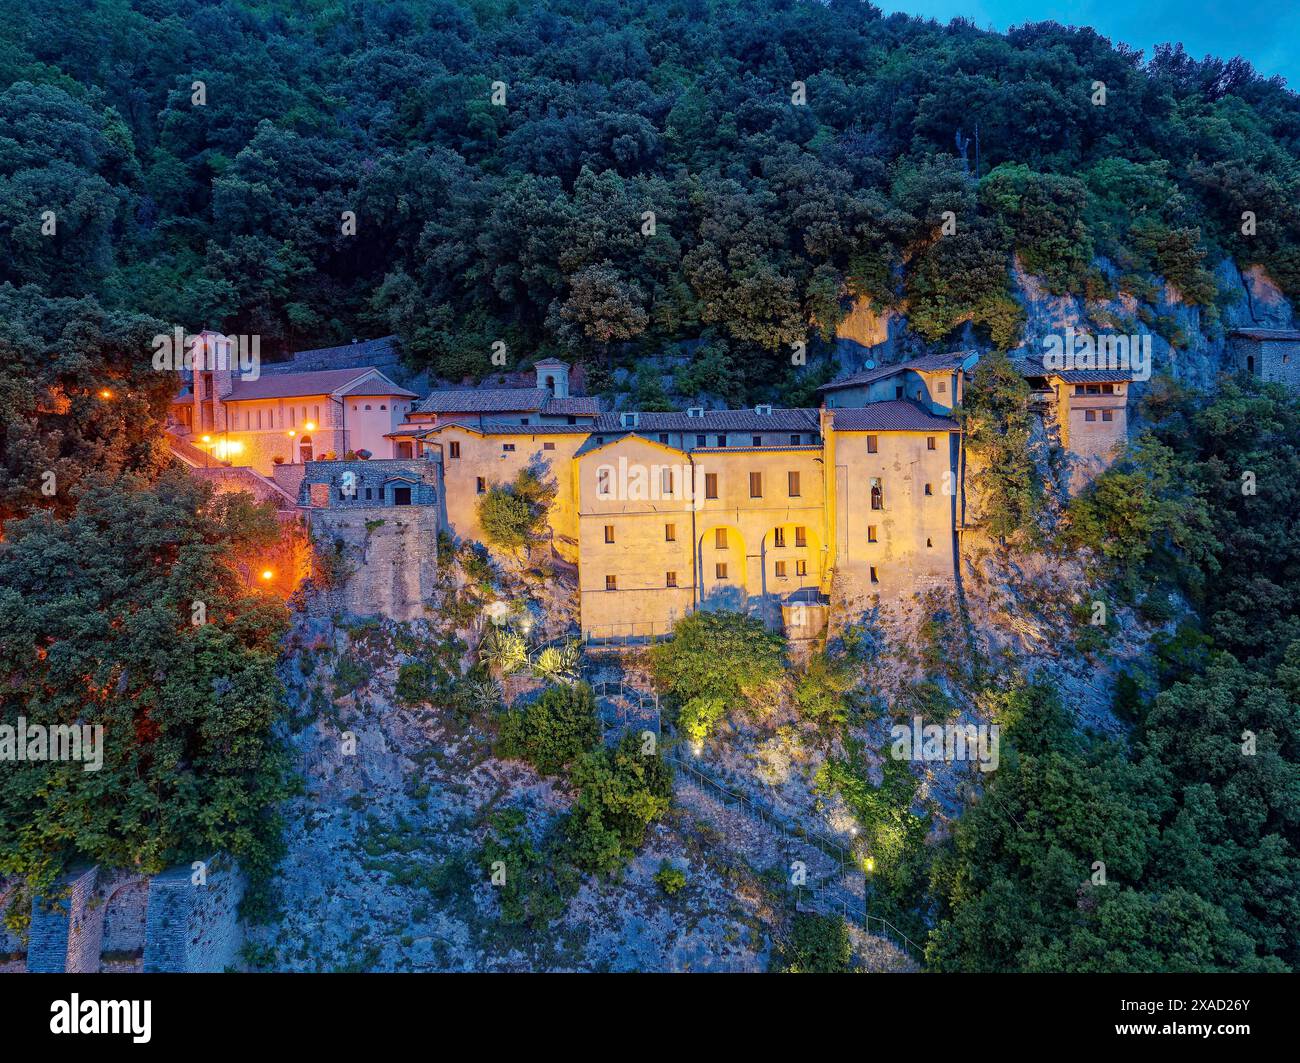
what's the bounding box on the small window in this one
[1102,410,1114,422]
[927,538,933,548]
[380,404,387,411]
[659,433,669,443]
[696,434,706,447]
[895,385,903,399]
[716,435,727,447]
[503,443,516,452]
[790,434,801,445]
[476,477,486,494]
[596,436,605,445]
[1085,410,1097,422]
[868,525,878,543]
[544,441,555,450]
[752,435,762,447]
[665,523,676,542]
[775,561,787,578]
[606,575,617,591]
[715,563,728,579]
[924,483,933,496]
[715,528,728,549]
[926,436,936,451]
[796,560,807,576]
[365,487,373,500]
[1102,383,1114,395]
[870,566,879,584]
[795,526,807,547]
[365,404,372,411]
[604,525,615,544]
[871,480,883,510]
[352,405,358,412]
[774,527,786,548]
[666,571,677,588]
[597,468,611,496]
[449,442,460,458]
[567,416,577,425]
[788,470,800,497]
[749,472,762,498]
[705,473,718,499]
[937,380,947,394]
[521,418,529,425]
[661,467,674,495]
[867,435,878,454]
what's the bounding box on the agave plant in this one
[532,639,580,683]
[482,627,530,676]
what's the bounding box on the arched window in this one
[546,375,556,394]
[299,434,313,463]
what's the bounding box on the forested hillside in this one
[3,0,1300,392]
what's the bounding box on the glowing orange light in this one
[287,429,296,437]
[260,569,274,581]
[201,435,212,443]
[304,421,316,432]
[98,389,114,399]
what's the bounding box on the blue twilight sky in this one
[877,1,1300,90]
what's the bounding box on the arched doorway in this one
[298,434,313,463]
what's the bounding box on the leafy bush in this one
[566,732,674,875]
[649,611,785,742]
[654,861,686,895]
[779,913,852,973]
[496,682,601,776]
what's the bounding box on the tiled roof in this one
[819,352,972,392]
[591,408,821,433]
[1013,356,1139,383]
[1230,328,1300,341]
[418,387,549,414]
[690,444,825,454]
[226,367,410,401]
[831,401,958,432]
[534,357,570,368]
[542,396,601,415]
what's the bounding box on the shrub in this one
[779,913,851,973]
[654,861,686,895]
[394,662,433,705]
[496,681,601,776]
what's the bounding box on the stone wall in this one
[26,866,99,973]
[308,505,441,621]
[143,855,245,973]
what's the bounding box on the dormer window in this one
[754,404,772,415]
[621,412,639,429]
[687,407,704,418]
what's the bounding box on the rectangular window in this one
[520,418,529,425]
[774,527,786,548]
[927,436,936,451]
[449,441,460,459]
[661,467,674,495]
[749,471,762,498]
[795,526,807,547]
[715,563,728,579]
[788,470,800,497]
[696,434,706,447]
[1102,409,1114,422]
[605,575,617,591]
[895,385,903,399]
[1102,383,1115,395]
[796,560,807,576]
[924,483,933,496]
[502,443,515,452]
[752,435,762,447]
[867,435,878,454]
[716,435,727,447]
[870,566,879,584]
[871,478,883,510]
[775,561,787,578]
[597,468,611,495]
[1085,410,1097,422]
[476,477,486,494]
[790,434,801,445]
[868,525,878,543]
[604,525,615,544]
[543,441,555,450]
[659,433,669,443]
[665,523,676,542]
[705,473,718,499]
[666,571,677,588]
[937,380,947,394]
[715,528,728,549]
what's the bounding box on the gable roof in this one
[418,387,549,414]
[579,433,688,460]
[591,408,820,433]
[819,352,972,392]
[1012,355,1139,384]
[831,401,958,432]
[226,367,413,402]
[1230,328,1300,341]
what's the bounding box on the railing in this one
[793,887,924,962]
[583,621,675,647]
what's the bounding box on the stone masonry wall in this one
[308,505,440,621]
[143,855,245,973]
